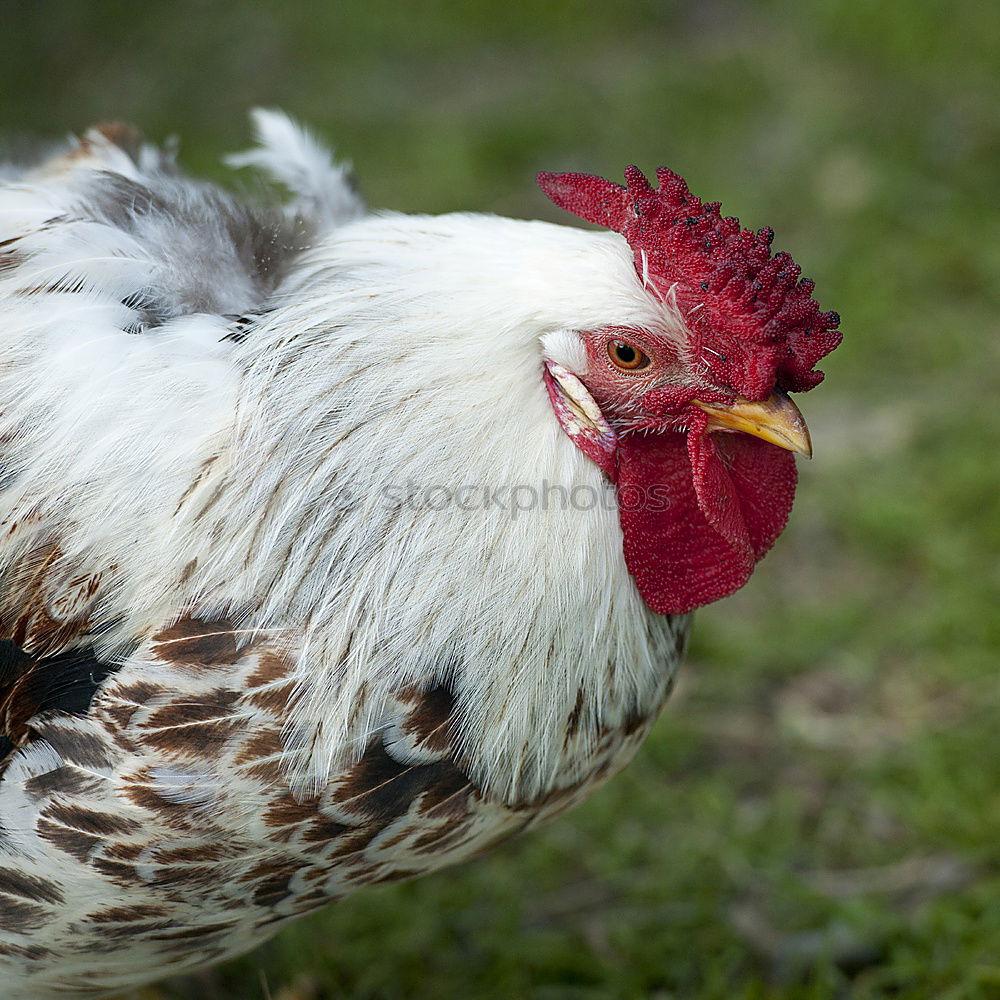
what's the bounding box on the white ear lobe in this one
[540,329,589,375]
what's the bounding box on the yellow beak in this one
[692,389,813,458]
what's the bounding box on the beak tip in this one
[694,390,814,458]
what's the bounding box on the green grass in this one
[4,1,998,996]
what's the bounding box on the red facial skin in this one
[537,165,840,616]
[572,327,798,616]
[575,327,731,434]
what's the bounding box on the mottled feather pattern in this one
[0,114,689,996]
[0,617,671,997]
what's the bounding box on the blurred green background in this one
[3,0,998,997]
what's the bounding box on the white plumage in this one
[0,111,836,997]
[0,113,682,996]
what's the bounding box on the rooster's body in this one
[0,113,838,998]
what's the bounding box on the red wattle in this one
[616,431,797,615]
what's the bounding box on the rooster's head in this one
[538,166,841,616]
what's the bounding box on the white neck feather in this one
[201,213,686,801]
[0,199,685,803]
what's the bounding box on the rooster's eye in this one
[607,340,651,373]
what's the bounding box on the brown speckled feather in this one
[0,615,666,997]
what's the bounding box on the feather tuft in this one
[226,109,365,233]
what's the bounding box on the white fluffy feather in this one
[0,113,686,809]
[0,112,708,998]
[226,107,365,233]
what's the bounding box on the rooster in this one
[0,112,840,997]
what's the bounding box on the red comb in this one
[537,166,841,397]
